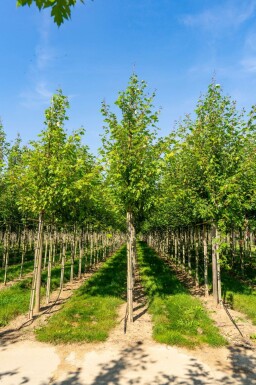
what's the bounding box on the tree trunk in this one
[216,227,222,306]
[211,223,222,306]
[60,232,66,290]
[203,225,209,297]
[211,224,218,304]
[78,228,84,279]
[3,226,10,285]
[34,211,44,313]
[195,228,199,287]
[127,211,135,323]
[20,226,27,279]
[46,229,53,304]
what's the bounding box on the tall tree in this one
[158,83,248,304]
[101,74,162,322]
[15,90,93,315]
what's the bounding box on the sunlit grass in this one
[222,271,256,325]
[138,242,227,349]
[0,253,102,327]
[36,247,127,343]
[0,279,32,326]
[0,260,35,283]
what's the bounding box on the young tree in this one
[15,90,94,316]
[159,83,248,304]
[101,74,162,322]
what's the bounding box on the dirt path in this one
[1,266,256,384]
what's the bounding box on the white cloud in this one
[20,13,56,108]
[241,57,256,72]
[20,81,53,109]
[240,27,256,73]
[245,31,256,51]
[36,46,55,71]
[181,0,256,31]
[35,13,56,71]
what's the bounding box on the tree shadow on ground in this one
[50,341,251,385]
[227,344,256,385]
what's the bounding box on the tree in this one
[157,82,249,304]
[17,0,87,26]
[15,90,94,316]
[101,74,162,322]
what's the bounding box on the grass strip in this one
[222,271,256,325]
[0,253,101,327]
[0,260,34,283]
[0,279,32,326]
[36,247,127,343]
[138,242,227,349]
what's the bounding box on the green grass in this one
[0,253,101,327]
[36,247,127,343]
[0,260,34,283]
[222,271,256,325]
[138,242,227,349]
[0,279,32,326]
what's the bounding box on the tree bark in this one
[203,225,209,297]
[3,225,10,286]
[34,211,44,314]
[127,211,135,323]
[212,223,222,306]
[46,229,53,304]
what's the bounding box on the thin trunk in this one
[182,230,186,270]
[188,228,192,275]
[212,223,222,306]
[70,225,76,282]
[28,247,38,319]
[239,228,244,275]
[78,229,84,279]
[60,233,66,290]
[127,211,134,323]
[211,224,218,304]
[43,229,48,270]
[46,230,53,304]
[3,226,10,285]
[195,228,199,287]
[203,225,209,297]
[90,231,93,266]
[216,227,222,306]
[34,211,44,313]
[19,227,27,279]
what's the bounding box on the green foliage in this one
[149,82,255,231]
[36,246,127,343]
[0,135,25,224]
[17,0,87,26]
[101,74,164,224]
[138,242,227,348]
[14,90,97,224]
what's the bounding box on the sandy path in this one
[1,267,256,385]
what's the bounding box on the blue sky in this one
[1,0,256,154]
